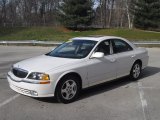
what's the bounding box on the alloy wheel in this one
[61,80,77,100]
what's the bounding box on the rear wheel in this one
[130,62,142,80]
[56,76,81,103]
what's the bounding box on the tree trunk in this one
[108,0,114,28]
[99,0,103,28]
[104,0,107,28]
[125,0,132,29]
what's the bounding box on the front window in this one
[46,40,97,59]
[95,40,111,55]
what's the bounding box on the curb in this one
[0,40,160,47]
[134,41,160,47]
[0,40,62,46]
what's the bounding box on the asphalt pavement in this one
[0,46,160,120]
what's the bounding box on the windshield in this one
[46,40,97,59]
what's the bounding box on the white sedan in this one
[7,36,149,103]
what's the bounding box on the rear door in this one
[112,39,135,78]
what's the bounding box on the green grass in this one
[0,27,160,41]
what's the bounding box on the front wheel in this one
[130,62,142,80]
[56,76,80,103]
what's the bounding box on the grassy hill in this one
[0,27,160,41]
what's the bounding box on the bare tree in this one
[108,0,114,28]
[124,0,132,29]
[0,0,8,26]
[0,0,137,29]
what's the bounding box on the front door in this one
[87,40,117,86]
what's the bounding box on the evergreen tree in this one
[132,0,160,29]
[58,0,94,30]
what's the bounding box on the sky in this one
[93,0,99,9]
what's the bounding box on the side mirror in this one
[90,52,104,58]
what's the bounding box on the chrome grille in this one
[12,68,28,78]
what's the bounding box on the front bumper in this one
[7,72,55,97]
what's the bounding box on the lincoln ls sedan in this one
[7,36,149,103]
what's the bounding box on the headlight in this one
[28,72,50,80]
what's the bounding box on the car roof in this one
[72,36,126,42]
[72,36,137,49]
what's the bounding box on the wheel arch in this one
[54,71,82,95]
[130,59,142,73]
[134,59,142,67]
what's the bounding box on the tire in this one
[130,62,142,80]
[55,75,81,103]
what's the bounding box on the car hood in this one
[13,55,82,72]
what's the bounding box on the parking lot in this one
[0,46,160,120]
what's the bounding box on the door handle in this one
[110,58,116,63]
[131,54,136,58]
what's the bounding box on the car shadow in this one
[34,66,160,103]
[78,66,160,101]
[33,96,59,103]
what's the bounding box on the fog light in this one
[30,91,38,96]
